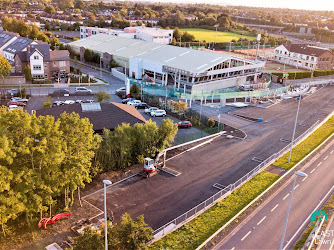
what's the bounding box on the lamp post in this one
[279,171,307,250]
[103,180,112,250]
[100,57,103,80]
[288,95,302,163]
[214,24,219,47]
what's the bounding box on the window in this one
[44,73,48,78]
[59,61,66,67]
[306,56,309,60]
[34,55,39,60]
[305,63,308,66]
[311,57,314,61]
[33,65,41,70]
[53,62,56,66]
[44,64,47,68]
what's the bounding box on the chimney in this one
[27,45,30,52]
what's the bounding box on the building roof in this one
[4,37,33,54]
[50,50,70,61]
[69,34,231,73]
[0,31,18,48]
[35,102,146,131]
[28,44,51,61]
[286,44,331,57]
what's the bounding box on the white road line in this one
[310,168,316,173]
[294,184,299,190]
[257,216,266,225]
[330,150,333,154]
[231,247,235,250]
[241,231,251,241]
[317,162,323,167]
[324,156,328,160]
[283,193,290,200]
[302,176,308,182]
[271,204,279,212]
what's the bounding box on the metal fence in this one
[151,120,320,240]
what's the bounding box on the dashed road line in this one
[283,193,290,200]
[241,231,252,241]
[257,216,266,225]
[317,162,323,167]
[310,168,316,174]
[294,184,299,190]
[330,150,333,154]
[271,204,279,212]
[231,247,235,250]
[302,176,308,182]
[324,156,328,160]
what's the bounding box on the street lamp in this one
[100,57,103,80]
[103,180,112,250]
[288,95,302,163]
[214,24,219,46]
[279,171,307,250]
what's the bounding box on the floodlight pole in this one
[288,95,301,163]
[103,180,112,250]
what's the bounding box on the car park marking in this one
[231,247,235,250]
[310,168,316,174]
[330,150,333,154]
[317,162,322,167]
[283,193,290,200]
[241,231,251,241]
[257,216,266,225]
[302,176,308,182]
[324,156,328,160]
[294,184,299,190]
[271,204,279,212]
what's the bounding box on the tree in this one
[0,55,11,85]
[50,37,60,49]
[73,227,104,250]
[181,32,195,42]
[43,96,53,108]
[173,27,181,41]
[94,90,111,102]
[130,84,140,99]
[207,118,215,128]
[109,59,119,68]
[173,101,188,114]
[84,49,93,62]
[44,5,55,14]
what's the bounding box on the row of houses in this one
[0,31,70,81]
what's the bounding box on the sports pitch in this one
[180,28,256,43]
[264,62,309,73]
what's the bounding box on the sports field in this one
[180,28,256,43]
[264,62,309,73]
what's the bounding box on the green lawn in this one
[180,28,256,43]
[264,62,309,73]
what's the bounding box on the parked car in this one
[116,87,126,94]
[63,100,75,105]
[75,87,92,93]
[7,101,26,107]
[150,109,166,117]
[136,103,148,109]
[55,77,61,82]
[121,98,136,104]
[53,101,64,106]
[239,85,253,91]
[8,89,18,96]
[177,121,192,128]
[82,100,95,103]
[127,100,142,106]
[75,100,83,103]
[11,97,28,103]
[8,105,20,111]
[145,107,159,114]
[53,89,69,96]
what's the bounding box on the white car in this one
[75,100,83,103]
[75,87,92,93]
[116,87,126,93]
[63,100,75,105]
[145,107,159,114]
[150,109,166,117]
[127,100,141,106]
[11,97,28,103]
[8,105,20,111]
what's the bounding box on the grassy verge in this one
[149,172,279,250]
[293,193,334,249]
[274,116,334,170]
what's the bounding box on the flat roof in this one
[69,34,234,73]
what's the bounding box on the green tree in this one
[0,54,11,85]
[173,27,181,41]
[50,37,60,49]
[95,90,111,102]
[130,84,140,99]
[43,96,53,108]
[84,49,93,62]
[207,118,215,128]
[44,5,55,14]
[23,65,32,82]
[73,226,104,250]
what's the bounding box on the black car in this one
[121,98,136,104]
[53,89,70,96]
[136,103,148,109]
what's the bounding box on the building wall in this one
[317,51,334,70]
[30,51,44,78]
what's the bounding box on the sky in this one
[136,0,334,11]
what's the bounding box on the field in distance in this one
[179,28,256,43]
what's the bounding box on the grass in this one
[264,62,309,73]
[179,28,256,43]
[149,171,279,250]
[274,116,334,170]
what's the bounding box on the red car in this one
[177,121,192,128]
[7,101,26,107]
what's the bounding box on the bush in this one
[207,118,215,128]
[313,70,327,77]
[94,90,111,102]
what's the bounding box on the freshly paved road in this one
[85,85,334,231]
[213,139,334,250]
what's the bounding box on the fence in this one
[151,120,320,241]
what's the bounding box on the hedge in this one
[313,70,327,77]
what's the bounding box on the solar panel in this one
[81,102,101,112]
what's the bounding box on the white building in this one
[80,25,173,45]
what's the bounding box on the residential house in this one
[3,37,36,68]
[273,44,334,70]
[0,31,19,55]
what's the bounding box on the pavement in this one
[213,139,334,250]
[83,85,334,231]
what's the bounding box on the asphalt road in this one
[85,85,334,231]
[213,139,334,250]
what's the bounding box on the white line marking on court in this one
[294,184,299,190]
[241,231,251,241]
[310,168,316,173]
[324,156,328,160]
[271,204,279,212]
[317,162,322,167]
[330,150,333,154]
[283,193,290,200]
[302,176,308,182]
[257,216,266,225]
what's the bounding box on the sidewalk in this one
[71,59,113,75]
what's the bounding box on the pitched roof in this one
[50,50,70,61]
[35,102,146,131]
[0,31,18,48]
[28,44,51,61]
[4,37,33,54]
[286,44,331,57]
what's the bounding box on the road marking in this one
[231,248,235,250]
[257,216,266,225]
[317,162,322,167]
[241,231,251,241]
[294,184,299,190]
[324,156,328,160]
[283,193,290,200]
[302,176,308,182]
[310,168,316,174]
[271,204,279,212]
[330,150,333,154]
